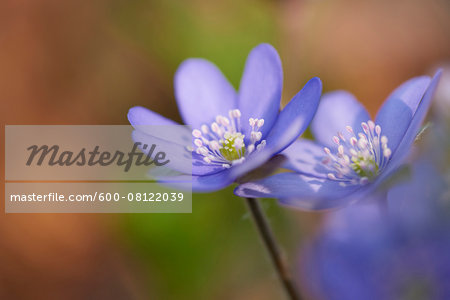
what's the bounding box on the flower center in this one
[322,120,392,186]
[220,132,246,161]
[191,109,266,168]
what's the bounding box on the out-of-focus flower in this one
[300,160,450,300]
[235,71,441,210]
[128,44,322,191]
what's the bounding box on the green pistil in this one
[220,135,245,161]
[351,155,378,179]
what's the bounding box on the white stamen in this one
[232,158,245,165]
[198,147,208,156]
[232,109,241,118]
[219,116,230,126]
[210,141,220,151]
[358,138,368,149]
[234,138,244,148]
[247,144,255,153]
[361,122,369,133]
[194,139,203,147]
[327,173,337,180]
[256,140,266,150]
[192,129,202,138]
[333,136,340,145]
[256,132,262,141]
[375,125,381,135]
[211,122,220,133]
[359,177,369,185]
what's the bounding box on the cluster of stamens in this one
[191,109,266,168]
[322,120,392,186]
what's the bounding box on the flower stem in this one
[245,197,302,300]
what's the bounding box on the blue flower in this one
[300,160,450,300]
[128,44,322,192]
[235,71,441,209]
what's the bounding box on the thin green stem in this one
[245,197,302,300]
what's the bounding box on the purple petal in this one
[132,130,193,174]
[375,75,432,154]
[129,107,218,175]
[191,170,235,192]
[128,106,178,126]
[234,172,362,210]
[229,148,276,180]
[132,126,226,176]
[311,91,370,148]
[229,77,322,180]
[264,77,322,153]
[381,71,441,175]
[282,139,329,178]
[191,152,226,176]
[155,170,235,192]
[174,58,237,129]
[238,44,283,138]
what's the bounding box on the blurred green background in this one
[1,0,450,299]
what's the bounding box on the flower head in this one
[321,120,392,186]
[128,44,322,191]
[235,71,441,209]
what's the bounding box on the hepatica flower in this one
[128,44,322,191]
[235,71,441,209]
[301,161,450,300]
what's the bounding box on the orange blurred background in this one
[1,0,449,299]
